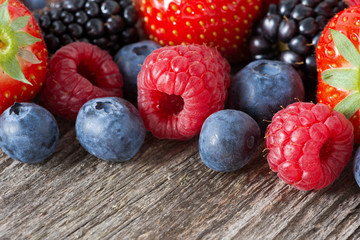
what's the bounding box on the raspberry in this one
[40,42,123,121]
[265,102,354,190]
[137,44,231,140]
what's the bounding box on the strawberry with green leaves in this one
[137,0,262,63]
[0,0,48,113]
[317,1,360,143]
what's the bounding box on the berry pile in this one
[249,0,346,84]
[34,0,139,54]
[1,0,360,193]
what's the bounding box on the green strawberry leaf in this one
[330,29,360,68]
[0,55,32,85]
[17,48,41,64]
[321,68,360,91]
[0,0,9,26]
[16,32,41,47]
[10,16,30,31]
[0,0,39,85]
[334,92,360,119]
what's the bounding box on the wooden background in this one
[0,118,360,240]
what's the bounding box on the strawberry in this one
[316,2,360,143]
[136,0,262,63]
[0,0,47,114]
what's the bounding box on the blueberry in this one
[0,102,59,164]
[114,40,161,103]
[354,146,360,187]
[228,59,304,134]
[75,97,146,162]
[22,0,47,11]
[199,110,260,172]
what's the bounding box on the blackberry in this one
[34,0,139,55]
[249,0,346,98]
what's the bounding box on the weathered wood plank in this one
[0,118,360,240]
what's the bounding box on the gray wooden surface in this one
[0,119,360,240]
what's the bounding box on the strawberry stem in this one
[0,24,18,62]
[0,0,42,85]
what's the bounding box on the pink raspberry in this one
[40,42,123,121]
[265,102,354,191]
[137,44,231,140]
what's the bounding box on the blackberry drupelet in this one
[34,0,139,55]
[249,0,346,96]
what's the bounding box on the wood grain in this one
[1,119,360,240]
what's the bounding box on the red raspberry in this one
[137,44,231,140]
[265,102,354,191]
[40,42,123,121]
